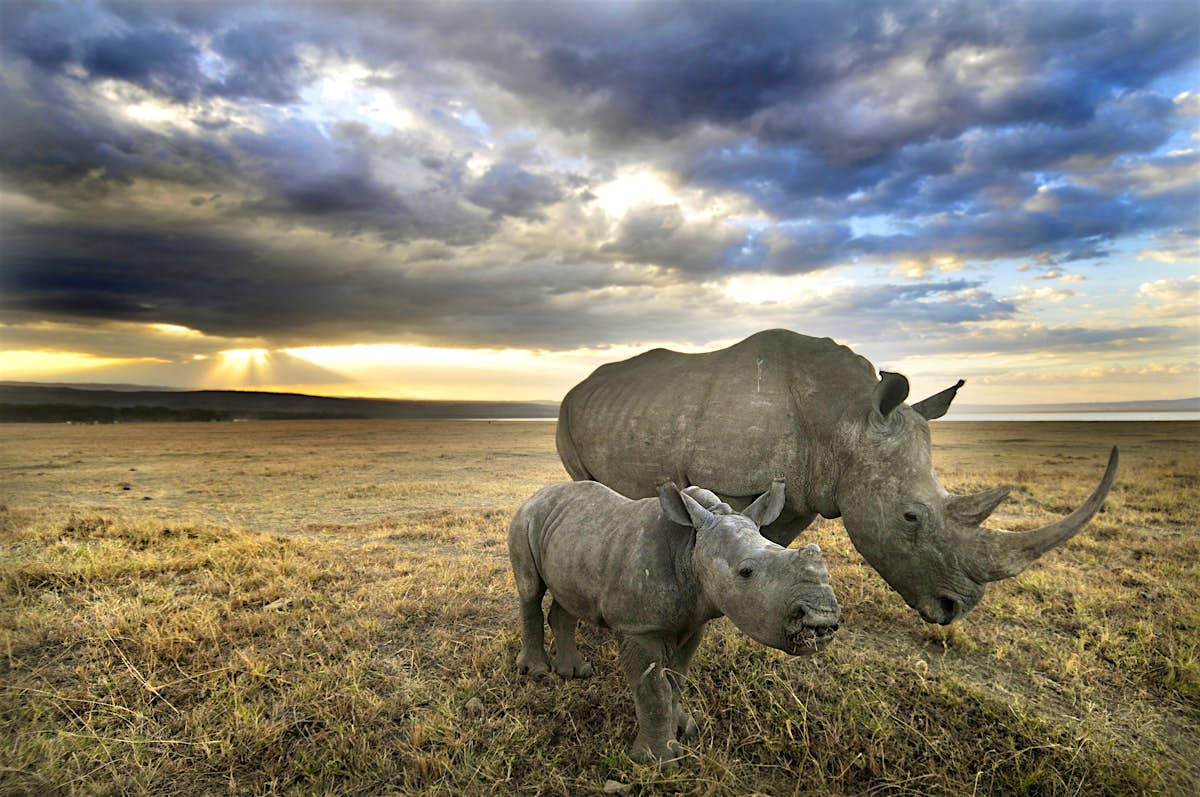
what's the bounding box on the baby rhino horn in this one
[679,491,719,531]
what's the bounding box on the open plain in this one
[1,419,1197,795]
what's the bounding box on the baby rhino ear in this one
[742,479,787,527]
[657,481,693,527]
[658,481,719,530]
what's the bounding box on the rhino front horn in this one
[976,447,1119,582]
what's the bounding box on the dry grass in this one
[1,420,1197,795]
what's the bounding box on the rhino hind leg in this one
[509,523,551,677]
[549,600,593,679]
[514,588,551,677]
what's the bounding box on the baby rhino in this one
[508,478,840,767]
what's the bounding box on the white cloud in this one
[1014,285,1079,304]
[1137,231,1200,263]
[1137,274,1200,319]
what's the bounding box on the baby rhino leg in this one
[509,523,550,677]
[669,624,706,740]
[548,600,593,679]
[515,589,550,676]
[619,633,681,770]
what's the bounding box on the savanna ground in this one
[1,419,1197,796]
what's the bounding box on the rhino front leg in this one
[618,633,681,770]
[548,600,593,679]
[668,623,706,740]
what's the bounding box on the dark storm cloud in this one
[801,280,1016,326]
[465,163,563,220]
[679,87,1184,219]
[80,26,202,101]
[3,0,315,102]
[0,0,1196,352]
[759,222,856,273]
[7,1,200,98]
[210,18,309,103]
[0,215,656,349]
[882,322,1196,361]
[0,59,219,192]
[479,0,1196,152]
[601,205,749,273]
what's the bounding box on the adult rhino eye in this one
[902,508,925,531]
[738,566,754,578]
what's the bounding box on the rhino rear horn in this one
[947,484,1012,527]
[976,448,1119,581]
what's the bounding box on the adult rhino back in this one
[558,329,874,505]
[557,328,1118,625]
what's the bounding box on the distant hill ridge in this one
[0,383,560,420]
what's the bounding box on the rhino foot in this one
[515,651,551,677]
[554,658,593,679]
[630,737,683,771]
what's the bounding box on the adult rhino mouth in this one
[916,594,965,626]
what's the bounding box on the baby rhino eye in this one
[738,566,754,578]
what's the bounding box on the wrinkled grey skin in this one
[508,479,839,767]
[558,329,1119,625]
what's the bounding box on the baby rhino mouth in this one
[786,610,839,656]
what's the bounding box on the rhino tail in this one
[555,402,595,481]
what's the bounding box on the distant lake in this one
[944,412,1200,422]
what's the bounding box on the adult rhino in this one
[557,329,1118,625]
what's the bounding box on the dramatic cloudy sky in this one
[1,0,1197,403]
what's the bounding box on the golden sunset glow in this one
[282,342,698,400]
[0,350,160,378]
[150,323,205,337]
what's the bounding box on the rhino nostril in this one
[938,595,959,621]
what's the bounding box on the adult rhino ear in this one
[742,479,787,528]
[657,481,693,527]
[912,379,965,421]
[872,371,910,419]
